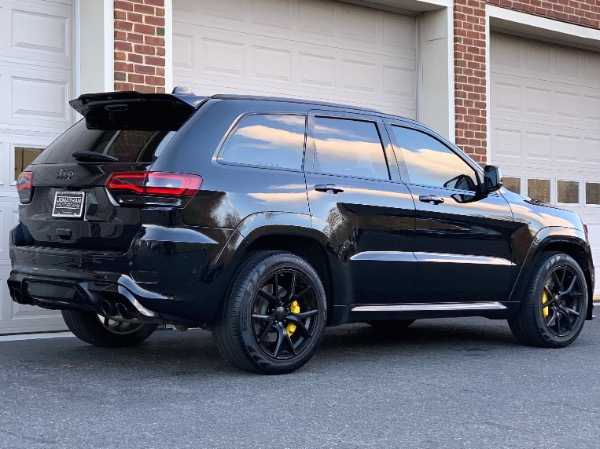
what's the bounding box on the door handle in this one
[419,194,444,205]
[314,184,344,194]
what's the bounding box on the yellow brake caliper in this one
[542,290,549,318]
[286,300,300,336]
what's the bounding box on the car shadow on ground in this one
[11,318,522,377]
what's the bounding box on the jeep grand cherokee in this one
[7,90,594,374]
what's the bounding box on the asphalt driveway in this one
[1,316,599,448]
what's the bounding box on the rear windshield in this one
[34,120,176,165]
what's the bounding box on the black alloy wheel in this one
[213,251,326,374]
[508,252,588,348]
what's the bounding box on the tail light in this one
[17,172,34,204]
[106,172,202,206]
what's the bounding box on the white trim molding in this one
[76,0,114,95]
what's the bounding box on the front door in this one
[387,123,519,303]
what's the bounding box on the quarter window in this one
[312,117,389,180]
[390,126,477,190]
[220,114,306,170]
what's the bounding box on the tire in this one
[212,251,327,374]
[62,309,158,348]
[508,252,588,348]
[367,320,415,331]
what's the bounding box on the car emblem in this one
[57,169,74,180]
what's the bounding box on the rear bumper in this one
[8,224,235,325]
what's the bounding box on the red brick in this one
[128,53,144,63]
[145,0,164,6]
[134,3,155,14]
[134,44,155,55]
[134,23,155,35]
[115,71,127,82]
[115,62,133,72]
[145,56,165,66]
[134,64,155,75]
[115,41,132,52]
[115,51,127,61]
[127,73,145,84]
[114,1,134,11]
[144,36,165,46]
[145,15,164,26]
[145,75,164,86]
[115,10,127,20]
[127,12,143,23]
[127,32,144,44]
[115,82,134,91]
[115,20,133,31]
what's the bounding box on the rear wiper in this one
[72,151,119,163]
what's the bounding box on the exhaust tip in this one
[116,302,134,319]
[101,300,116,316]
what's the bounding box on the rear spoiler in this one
[69,91,206,130]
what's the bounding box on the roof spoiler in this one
[69,91,203,131]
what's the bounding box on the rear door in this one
[305,111,416,306]
[387,123,518,303]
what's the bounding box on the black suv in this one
[8,90,594,374]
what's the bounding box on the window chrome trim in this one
[352,302,507,313]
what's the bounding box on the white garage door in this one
[490,33,600,296]
[173,0,417,118]
[0,0,74,333]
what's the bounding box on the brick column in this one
[454,0,600,164]
[114,0,166,93]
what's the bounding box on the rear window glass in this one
[219,114,306,170]
[34,120,176,165]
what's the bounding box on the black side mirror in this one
[483,165,503,193]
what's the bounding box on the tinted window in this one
[313,117,389,180]
[391,126,477,190]
[220,114,306,170]
[34,120,174,164]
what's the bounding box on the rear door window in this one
[219,114,306,170]
[309,117,390,180]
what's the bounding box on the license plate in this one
[52,191,85,218]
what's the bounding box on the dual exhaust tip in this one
[101,299,138,321]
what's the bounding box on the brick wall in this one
[114,0,166,93]
[454,0,600,164]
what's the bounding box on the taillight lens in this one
[16,172,34,204]
[106,172,202,206]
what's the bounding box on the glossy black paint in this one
[7,93,595,327]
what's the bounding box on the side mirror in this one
[483,165,503,193]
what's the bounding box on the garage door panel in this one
[0,64,73,132]
[174,0,417,117]
[0,0,72,69]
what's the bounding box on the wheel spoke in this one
[286,286,313,305]
[546,308,558,327]
[286,315,312,338]
[552,271,563,290]
[560,276,578,297]
[284,333,296,356]
[559,268,567,289]
[274,273,280,300]
[257,321,274,343]
[272,323,285,357]
[252,314,271,322]
[258,289,278,305]
[292,310,318,319]
[560,305,580,317]
[284,271,297,302]
[559,309,573,333]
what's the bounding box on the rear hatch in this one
[16,92,201,251]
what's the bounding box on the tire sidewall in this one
[234,253,327,373]
[531,253,588,346]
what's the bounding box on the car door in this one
[386,123,519,303]
[304,111,416,307]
